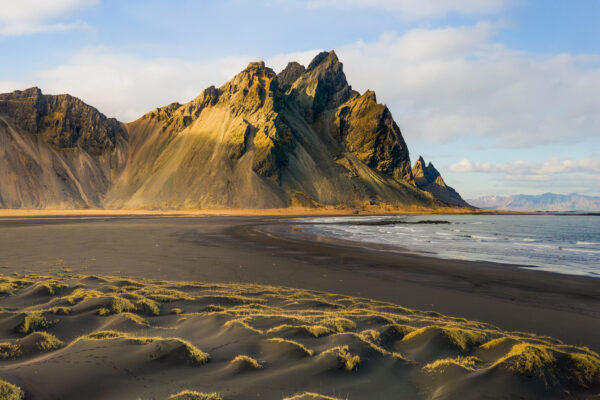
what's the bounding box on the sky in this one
[0,0,599,198]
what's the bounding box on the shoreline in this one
[0,214,598,352]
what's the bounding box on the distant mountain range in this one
[0,51,469,210]
[468,193,600,212]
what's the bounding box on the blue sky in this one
[1,0,599,198]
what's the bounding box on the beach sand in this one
[0,214,598,399]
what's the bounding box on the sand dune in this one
[0,273,597,399]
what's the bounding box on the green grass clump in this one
[0,277,24,296]
[15,312,54,334]
[423,356,482,374]
[161,338,210,365]
[97,296,136,315]
[480,336,514,350]
[267,337,314,356]
[135,297,160,315]
[26,332,64,352]
[230,355,263,369]
[168,391,223,400]
[80,331,210,365]
[0,379,24,400]
[49,306,70,315]
[380,324,415,342]
[322,346,360,371]
[64,288,103,305]
[139,288,194,302]
[121,312,149,326]
[36,280,68,296]
[567,352,600,388]
[0,342,22,359]
[283,393,345,400]
[441,327,486,352]
[497,343,556,376]
[320,317,356,333]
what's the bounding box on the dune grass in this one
[423,356,482,374]
[0,379,24,400]
[79,330,210,365]
[15,311,55,334]
[283,392,346,400]
[0,342,22,359]
[322,346,360,371]
[267,337,314,356]
[168,391,223,400]
[230,355,263,369]
[1,272,599,397]
[25,331,64,352]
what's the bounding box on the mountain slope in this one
[107,52,437,209]
[412,156,470,207]
[469,193,600,212]
[0,88,128,208]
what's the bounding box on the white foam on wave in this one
[576,241,600,246]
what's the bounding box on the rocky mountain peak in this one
[307,50,340,71]
[277,62,306,90]
[412,156,469,207]
[290,50,352,121]
[0,87,125,153]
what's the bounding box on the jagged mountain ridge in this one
[0,51,468,210]
[0,88,128,208]
[412,156,470,207]
[469,193,600,212]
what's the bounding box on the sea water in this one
[297,214,600,278]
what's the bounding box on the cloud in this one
[0,0,96,35]
[449,157,600,176]
[17,47,253,121]
[306,0,507,19]
[2,21,600,147]
[331,23,600,147]
[448,157,600,196]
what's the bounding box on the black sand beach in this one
[0,214,598,351]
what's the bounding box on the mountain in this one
[0,87,128,208]
[0,51,469,210]
[411,156,470,207]
[468,193,600,212]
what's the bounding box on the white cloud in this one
[306,0,506,19]
[449,157,600,176]
[0,0,96,35]
[2,21,600,148]
[332,23,600,147]
[14,47,253,121]
[448,157,600,196]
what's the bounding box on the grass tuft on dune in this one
[322,346,361,371]
[230,355,263,369]
[267,337,314,356]
[0,342,22,359]
[168,391,223,400]
[24,331,64,352]
[0,379,24,400]
[14,311,55,334]
[283,392,346,400]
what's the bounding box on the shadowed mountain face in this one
[412,156,470,208]
[0,51,469,210]
[0,88,128,208]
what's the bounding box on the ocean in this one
[297,214,600,278]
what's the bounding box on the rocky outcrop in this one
[0,88,128,208]
[412,156,470,207]
[0,51,470,210]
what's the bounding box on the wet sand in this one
[0,214,598,351]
